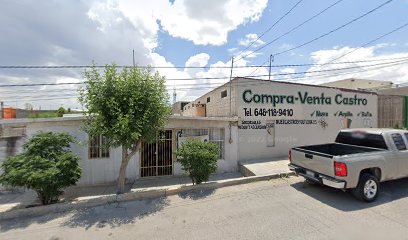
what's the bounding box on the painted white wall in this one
[236,78,378,161]
[25,120,139,186]
[167,117,239,175]
[0,116,238,186]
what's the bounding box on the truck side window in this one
[391,133,407,151]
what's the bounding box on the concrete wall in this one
[235,78,378,161]
[321,78,393,90]
[0,116,238,186]
[183,81,238,117]
[171,101,189,115]
[378,95,405,128]
[182,103,206,117]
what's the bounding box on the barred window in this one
[89,135,110,159]
[177,128,225,159]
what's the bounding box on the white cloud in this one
[238,33,265,47]
[281,68,295,74]
[297,45,408,85]
[0,0,269,108]
[116,0,268,46]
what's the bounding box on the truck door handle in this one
[305,153,313,159]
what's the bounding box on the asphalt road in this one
[2,176,408,240]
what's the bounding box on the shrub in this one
[176,140,218,185]
[57,107,66,117]
[0,132,82,205]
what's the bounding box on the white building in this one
[1,77,378,186]
[182,77,378,161]
[320,78,393,91]
[0,116,238,186]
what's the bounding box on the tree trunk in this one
[117,141,140,194]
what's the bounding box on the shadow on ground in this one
[0,196,170,232]
[291,178,408,211]
[178,187,216,200]
[62,197,170,230]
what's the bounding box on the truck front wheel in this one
[352,173,379,202]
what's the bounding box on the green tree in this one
[0,132,81,205]
[176,140,219,185]
[57,107,66,117]
[79,65,171,193]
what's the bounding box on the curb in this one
[0,171,296,221]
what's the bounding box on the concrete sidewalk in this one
[0,170,295,221]
[0,172,242,214]
[239,158,290,176]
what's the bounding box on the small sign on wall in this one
[266,121,275,147]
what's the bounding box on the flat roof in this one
[0,115,238,125]
[188,77,378,104]
[233,77,378,95]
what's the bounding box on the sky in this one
[0,0,408,110]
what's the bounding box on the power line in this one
[0,59,398,88]
[273,0,394,57]
[1,57,407,88]
[1,55,407,72]
[323,21,408,65]
[236,0,304,56]
[0,65,269,69]
[4,59,407,102]
[237,0,345,61]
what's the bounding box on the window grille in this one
[89,135,110,159]
[177,128,225,159]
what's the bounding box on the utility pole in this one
[229,57,234,144]
[0,101,3,119]
[229,57,234,117]
[132,50,136,68]
[268,54,274,81]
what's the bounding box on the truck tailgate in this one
[291,148,334,177]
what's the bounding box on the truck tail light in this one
[334,161,347,177]
[288,149,292,162]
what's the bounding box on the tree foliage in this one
[57,107,66,117]
[79,64,171,193]
[176,140,219,185]
[0,132,82,205]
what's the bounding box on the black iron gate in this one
[140,130,173,177]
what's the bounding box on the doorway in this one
[140,130,173,177]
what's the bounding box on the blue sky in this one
[156,0,408,67]
[0,0,407,109]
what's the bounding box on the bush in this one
[176,140,218,185]
[0,132,82,205]
[57,107,66,117]
[27,112,59,118]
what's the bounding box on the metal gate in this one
[140,130,173,177]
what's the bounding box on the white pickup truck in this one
[289,128,408,202]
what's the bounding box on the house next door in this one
[140,130,173,177]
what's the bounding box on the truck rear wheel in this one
[352,173,379,202]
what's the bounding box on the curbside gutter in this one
[0,171,296,221]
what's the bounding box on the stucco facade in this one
[180,78,378,161]
[0,116,238,186]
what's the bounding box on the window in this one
[207,97,211,103]
[177,128,225,159]
[391,133,407,151]
[221,90,227,98]
[404,133,408,142]
[89,135,110,158]
[335,132,388,149]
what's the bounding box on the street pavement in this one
[1,176,408,240]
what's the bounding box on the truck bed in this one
[294,143,384,158]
